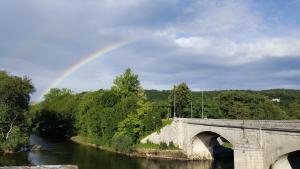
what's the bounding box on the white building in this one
[271,98,280,102]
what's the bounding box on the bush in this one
[111,134,133,153]
[168,141,176,149]
[0,127,29,152]
[159,142,168,150]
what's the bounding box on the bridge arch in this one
[270,150,300,169]
[189,131,234,160]
[265,132,300,169]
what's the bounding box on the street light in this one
[173,88,176,118]
[201,90,204,119]
[190,99,193,118]
[152,116,156,129]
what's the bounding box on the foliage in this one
[135,141,179,150]
[168,83,192,117]
[0,127,29,152]
[112,68,140,98]
[0,71,34,151]
[159,142,168,150]
[31,68,162,150]
[168,141,176,149]
[111,133,133,153]
[134,142,160,149]
[162,119,172,126]
[32,88,79,138]
[218,91,286,120]
[222,142,233,149]
[147,89,300,120]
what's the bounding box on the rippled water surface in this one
[0,134,234,169]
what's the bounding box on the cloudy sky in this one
[1,0,300,102]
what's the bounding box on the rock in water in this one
[30,144,42,151]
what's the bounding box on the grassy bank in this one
[70,136,115,152]
[70,136,187,160]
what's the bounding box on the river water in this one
[0,134,233,169]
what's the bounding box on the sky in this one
[0,0,300,102]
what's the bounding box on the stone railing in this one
[176,118,300,132]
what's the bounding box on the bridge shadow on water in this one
[288,151,300,169]
[212,138,234,169]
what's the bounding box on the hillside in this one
[145,89,300,119]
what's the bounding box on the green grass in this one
[162,119,172,126]
[155,119,172,133]
[135,141,180,150]
[135,143,160,150]
[71,135,110,148]
[222,142,233,148]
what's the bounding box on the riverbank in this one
[70,136,188,160]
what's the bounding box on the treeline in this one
[29,69,163,152]
[145,89,300,119]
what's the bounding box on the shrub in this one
[0,127,29,152]
[168,141,176,149]
[159,142,168,150]
[111,134,133,153]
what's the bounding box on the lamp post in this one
[201,90,204,119]
[191,100,193,118]
[152,116,156,129]
[173,88,176,118]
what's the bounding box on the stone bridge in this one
[141,118,300,169]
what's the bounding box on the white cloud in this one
[175,37,211,49]
[175,36,300,64]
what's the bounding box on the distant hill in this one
[145,89,300,102]
[145,89,300,119]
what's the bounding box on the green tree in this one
[168,83,192,117]
[36,88,78,138]
[0,71,35,151]
[218,91,286,120]
[111,133,133,153]
[112,68,140,97]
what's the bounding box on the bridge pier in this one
[234,147,264,169]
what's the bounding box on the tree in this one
[218,91,286,120]
[0,71,35,151]
[112,68,140,97]
[36,88,78,138]
[288,102,300,119]
[28,68,165,149]
[168,83,192,117]
[43,88,72,101]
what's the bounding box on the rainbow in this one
[37,39,134,101]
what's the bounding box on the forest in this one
[0,69,300,153]
[145,89,300,119]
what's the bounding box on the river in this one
[0,134,233,169]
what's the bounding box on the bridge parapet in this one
[176,118,300,132]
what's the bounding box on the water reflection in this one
[0,134,233,169]
[139,159,213,169]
